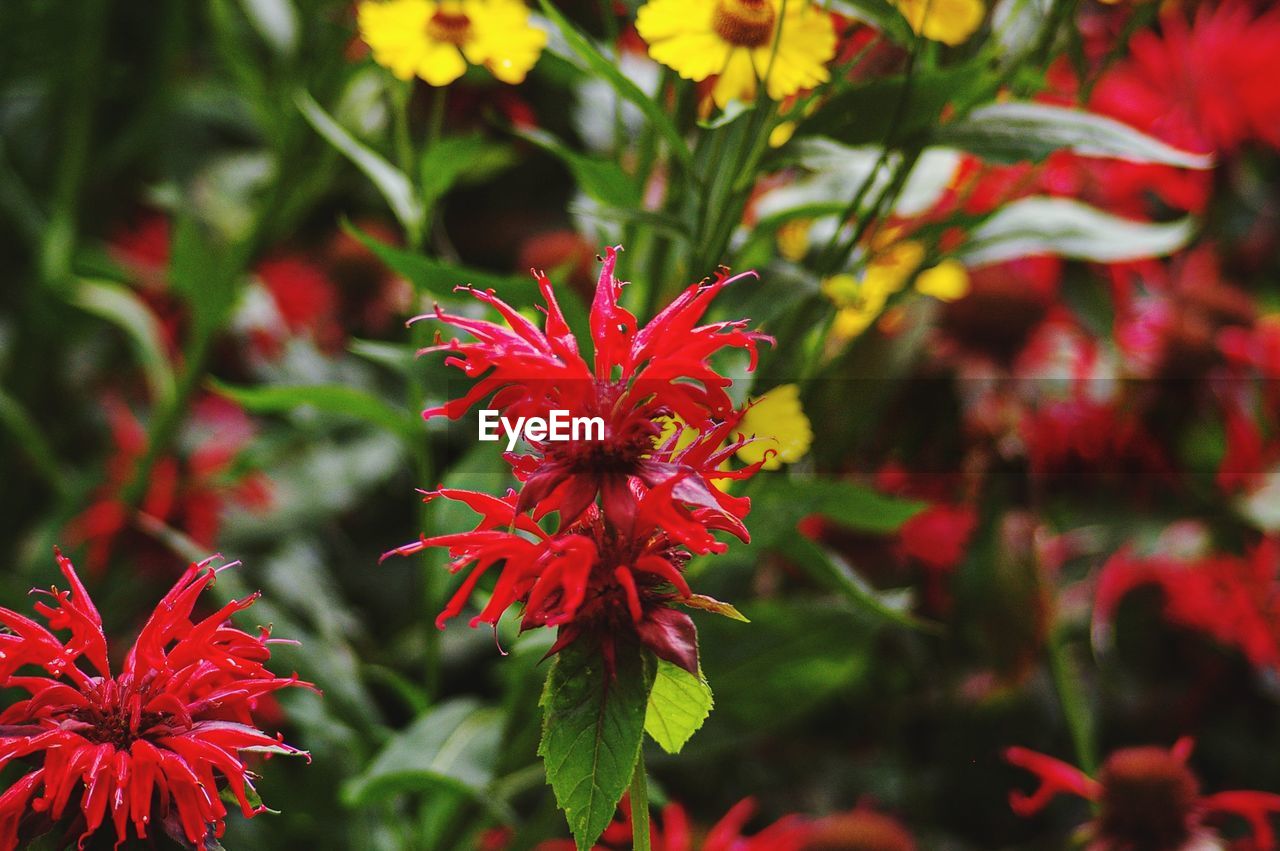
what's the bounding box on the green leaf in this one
[539,638,656,850]
[678,594,750,622]
[644,660,713,754]
[210,379,419,443]
[67,278,176,406]
[935,101,1215,168]
[518,127,641,208]
[800,61,995,147]
[343,220,541,305]
[785,532,936,631]
[169,215,243,339]
[537,0,694,175]
[419,134,517,212]
[750,477,926,545]
[697,599,874,731]
[237,0,297,55]
[296,90,424,234]
[342,699,508,813]
[958,197,1197,266]
[826,0,914,45]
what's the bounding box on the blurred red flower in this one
[0,549,310,850]
[1094,538,1280,671]
[1006,739,1280,850]
[67,395,271,575]
[1091,2,1280,156]
[535,795,814,851]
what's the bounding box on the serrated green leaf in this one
[342,699,508,814]
[537,0,694,175]
[539,638,656,851]
[296,90,423,234]
[935,102,1215,168]
[678,594,750,622]
[210,379,418,442]
[644,660,713,754]
[67,278,176,406]
[958,197,1197,266]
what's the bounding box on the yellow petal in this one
[417,42,468,85]
[757,3,836,101]
[894,0,985,46]
[915,259,970,301]
[647,30,733,83]
[466,0,547,83]
[711,48,760,108]
[769,120,797,148]
[358,0,436,81]
[737,383,813,469]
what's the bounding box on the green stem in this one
[1047,625,1097,777]
[40,0,108,290]
[630,750,651,851]
[408,321,440,699]
[420,87,448,249]
[392,80,414,176]
[0,388,67,493]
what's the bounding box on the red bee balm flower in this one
[0,549,311,850]
[1005,740,1280,850]
[384,481,740,673]
[414,246,771,527]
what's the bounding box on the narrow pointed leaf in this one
[936,102,1215,168]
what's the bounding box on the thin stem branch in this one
[630,750,651,851]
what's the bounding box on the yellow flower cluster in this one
[635,0,837,108]
[823,239,970,340]
[357,0,545,86]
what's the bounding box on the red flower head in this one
[1005,740,1280,850]
[0,548,311,850]
[413,246,772,528]
[383,474,750,672]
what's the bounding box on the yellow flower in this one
[892,0,985,46]
[915,258,970,301]
[357,0,546,86]
[775,218,811,261]
[737,383,812,469]
[769,120,797,148]
[636,0,837,109]
[823,271,898,338]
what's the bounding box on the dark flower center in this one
[1097,747,1200,851]
[712,0,777,48]
[70,705,172,749]
[801,811,917,851]
[427,8,472,45]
